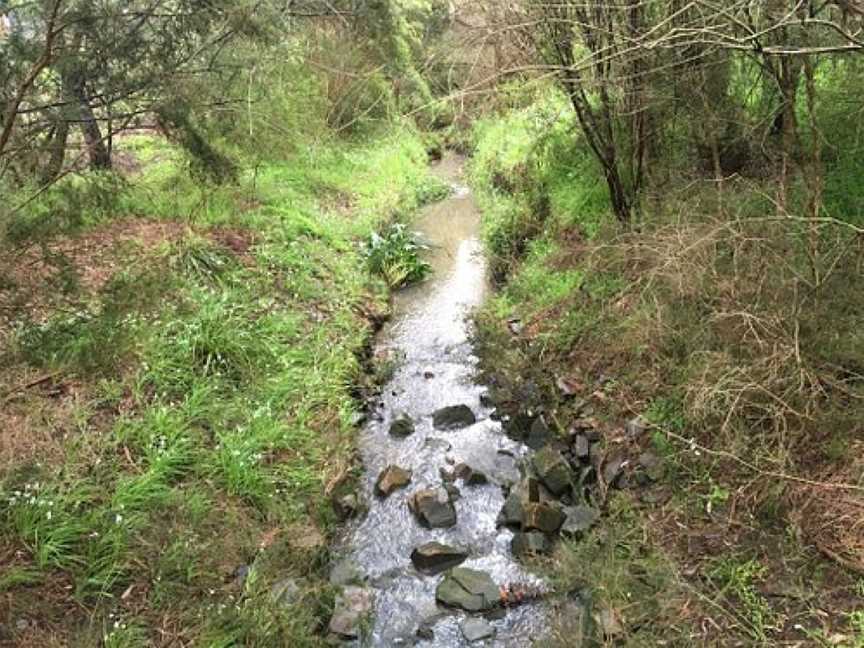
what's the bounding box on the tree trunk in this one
[67,69,111,170]
[40,117,70,185]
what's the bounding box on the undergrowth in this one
[0,126,436,645]
[471,86,864,646]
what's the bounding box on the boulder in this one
[432,405,477,430]
[389,415,415,438]
[375,465,412,497]
[511,531,552,557]
[497,491,524,527]
[461,617,496,642]
[523,502,565,534]
[561,505,600,538]
[328,586,373,639]
[435,567,500,612]
[408,488,457,528]
[532,447,574,495]
[410,542,469,575]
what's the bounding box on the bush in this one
[362,223,431,287]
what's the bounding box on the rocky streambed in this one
[327,155,604,646]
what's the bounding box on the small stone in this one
[432,405,477,430]
[511,531,552,556]
[330,558,364,586]
[461,617,496,642]
[532,447,574,495]
[423,368,436,379]
[425,437,452,452]
[389,415,415,438]
[270,577,303,605]
[523,502,565,534]
[410,542,469,575]
[416,622,435,641]
[561,505,600,538]
[556,375,582,397]
[328,586,373,639]
[497,491,524,527]
[435,567,500,612]
[602,455,627,489]
[440,466,456,482]
[572,435,590,461]
[638,452,664,482]
[595,605,624,638]
[444,484,462,501]
[232,564,250,588]
[408,488,457,528]
[375,465,412,497]
[625,417,647,437]
[455,463,489,486]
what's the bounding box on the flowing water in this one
[340,154,548,646]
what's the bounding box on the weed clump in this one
[363,223,431,287]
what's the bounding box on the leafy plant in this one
[362,223,431,287]
[708,557,774,641]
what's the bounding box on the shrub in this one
[362,223,431,287]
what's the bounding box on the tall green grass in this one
[0,126,438,645]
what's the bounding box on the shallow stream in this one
[339,154,548,646]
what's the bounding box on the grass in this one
[0,124,438,645]
[470,86,864,646]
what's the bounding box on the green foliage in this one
[363,223,431,287]
[470,88,609,277]
[708,557,774,641]
[0,129,436,644]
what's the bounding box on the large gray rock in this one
[432,405,477,430]
[532,447,574,495]
[389,415,415,438]
[375,465,412,497]
[408,488,457,528]
[561,505,600,538]
[497,491,524,527]
[410,542,469,575]
[328,586,373,639]
[436,568,500,612]
[523,502,565,534]
[461,617,496,642]
[512,531,552,556]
